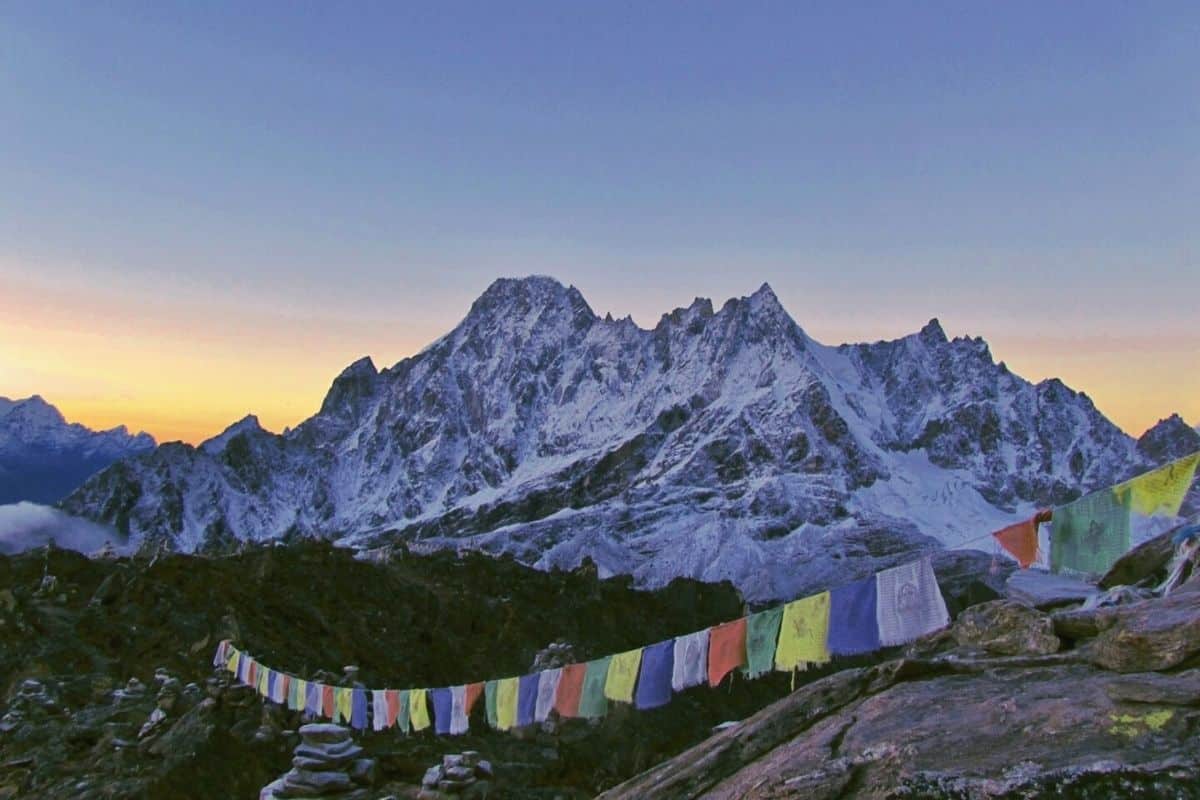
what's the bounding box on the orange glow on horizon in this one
[3,275,1197,445]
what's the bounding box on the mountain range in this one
[59,277,1199,600]
[0,396,155,505]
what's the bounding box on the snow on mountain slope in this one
[59,277,1194,600]
[0,396,156,505]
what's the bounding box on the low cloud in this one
[0,502,127,556]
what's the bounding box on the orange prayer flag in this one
[555,662,587,718]
[464,682,485,715]
[707,618,748,687]
[993,510,1047,569]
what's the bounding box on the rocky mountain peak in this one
[1136,413,1200,463]
[316,356,379,423]
[200,415,266,455]
[2,395,68,430]
[918,317,948,346]
[466,276,594,323]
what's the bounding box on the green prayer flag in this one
[485,680,499,729]
[744,606,784,679]
[1051,487,1131,576]
[397,689,410,734]
[578,656,611,719]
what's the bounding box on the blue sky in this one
[1,2,1197,441]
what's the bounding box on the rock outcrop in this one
[598,530,1200,799]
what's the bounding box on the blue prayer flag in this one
[351,688,368,731]
[828,576,881,656]
[634,639,675,710]
[517,673,539,728]
[431,687,453,735]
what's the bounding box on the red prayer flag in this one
[464,682,485,715]
[555,662,587,718]
[708,618,748,687]
[321,685,335,719]
[385,690,401,727]
[246,660,258,687]
[993,510,1048,569]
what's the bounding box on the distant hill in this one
[0,395,155,505]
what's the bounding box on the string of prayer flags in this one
[578,657,611,718]
[554,662,587,718]
[671,630,709,692]
[517,674,539,728]
[707,618,747,687]
[827,576,880,656]
[992,510,1050,569]
[744,606,784,679]
[495,677,519,731]
[450,685,470,735]
[409,689,431,732]
[605,648,643,704]
[431,688,453,735]
[775,590,830,672]
[1116,452,1199,518]
[1051,488,1131,576]
[876,557,949,647]
[535,668,562,723]
[634,640,674,710]
[216,549,961,737]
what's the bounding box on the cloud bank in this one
[0,502,127,556]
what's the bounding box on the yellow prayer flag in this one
[257,668,270,697]
[604,648,643,703]
[1118,453,1199,517]
[775,591,831,671]
[295,678,308,709]
[335,687,353,724]
[409,689,431,731]
[227,650,241,675]
[496,677,519,731]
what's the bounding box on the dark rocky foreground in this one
[1,531,1194,800]
[1,541,994,800]
[599,529,1200,799]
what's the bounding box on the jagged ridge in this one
[60,277,1192,600]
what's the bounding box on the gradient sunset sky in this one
[2,2,1197,444]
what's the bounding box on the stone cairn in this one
[260,723,376,800]
[418,751,493,800]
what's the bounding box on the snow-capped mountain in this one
[0,396,156,505]
[60,278,1196,600]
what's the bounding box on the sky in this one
[2,2,1197,444]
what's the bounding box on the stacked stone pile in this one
[418,751,493,799]
[260,723,376,800]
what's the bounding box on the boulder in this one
[1005,570,1099,610]
[951,599,1060,656]
[1088,591,1200,673]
